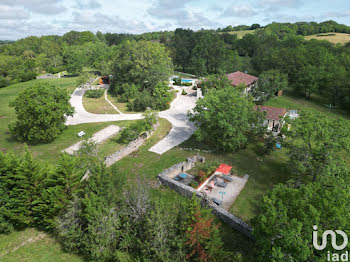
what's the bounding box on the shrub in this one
[19,70,37,82]
[0,76,8,88]
[143,109,158,131]
[197,170,209,183]
[128,90,155,112]
[85,89,104,98]
[181,89,187,95]
[174,77,181,86]
[118,121,147,143]
[190,180,199,188]
[201,160,220,176]
[152,81,173,110]
[9,83,73,144]
[78,72,94,86]
[115,83,140,102]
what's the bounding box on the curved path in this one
[66,85,197,155]
[65,87,143,125]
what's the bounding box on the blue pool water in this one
[181,79,193,83]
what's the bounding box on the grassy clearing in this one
[0,78,134,162]
[226,29,256,39]
[82,91,119,114]
[304,32,350,45]
[265,89,350,120]
[106,93,139,114]
[0,228,82,262]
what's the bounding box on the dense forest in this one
[1,20,350,110]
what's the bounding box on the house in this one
[255,105,287,134]
[226,71,259,95]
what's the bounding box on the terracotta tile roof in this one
[226,71,259,87]
[216,164,232,174]
[255,105,287,120]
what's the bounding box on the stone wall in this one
[157,155,205,179]
[157,156,254,240]
[104,122,159,167]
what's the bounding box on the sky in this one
[0,0,349,40]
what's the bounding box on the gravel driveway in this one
[148,87,197,154]
[66,85,197,155]
[65,87,143,125]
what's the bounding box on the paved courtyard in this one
[198,174,249,209]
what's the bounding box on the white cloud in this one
[258,0,302,10]
[147,0,217,28]
[0,0,66,14]
[0,5,30,20]
[324,10,350,18]
[75,0,102,9]
[64,11,151,33]
[222,5,257,17]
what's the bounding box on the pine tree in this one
[33,154,83,231]
[6,149,40,228]
[184,194,231,262]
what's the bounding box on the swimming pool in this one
[181,79,193,83]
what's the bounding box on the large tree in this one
[191,32,238,76]
[110,40,173,93]
[189,84,265,151]
[9,83,73,144]
[253,164,350,261]
[171,28,195,72]
[285,110,350,182]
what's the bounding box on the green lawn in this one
[0,78,135,163]
[106,93,139,114]
[0,229,82,262]
[265,89,350,120]
[82,91,119,114]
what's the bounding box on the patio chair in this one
[215,180,227,188]
[222,174,233,182]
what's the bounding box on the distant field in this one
[304,33,350,45]
[0,228,82,262]
[225,29,256,39]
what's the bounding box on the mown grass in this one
[304,32,350,45]
[106,93,139,114]
[0,228,82,262]
[226,29,256,39]
[82,91,119,114]
[0,78,135,163]
[265,89,350,120]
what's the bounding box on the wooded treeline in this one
[1,20,350,110]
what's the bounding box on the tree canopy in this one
[9,83,73,144]
[110,40,173,91]
[189,83,265,151]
